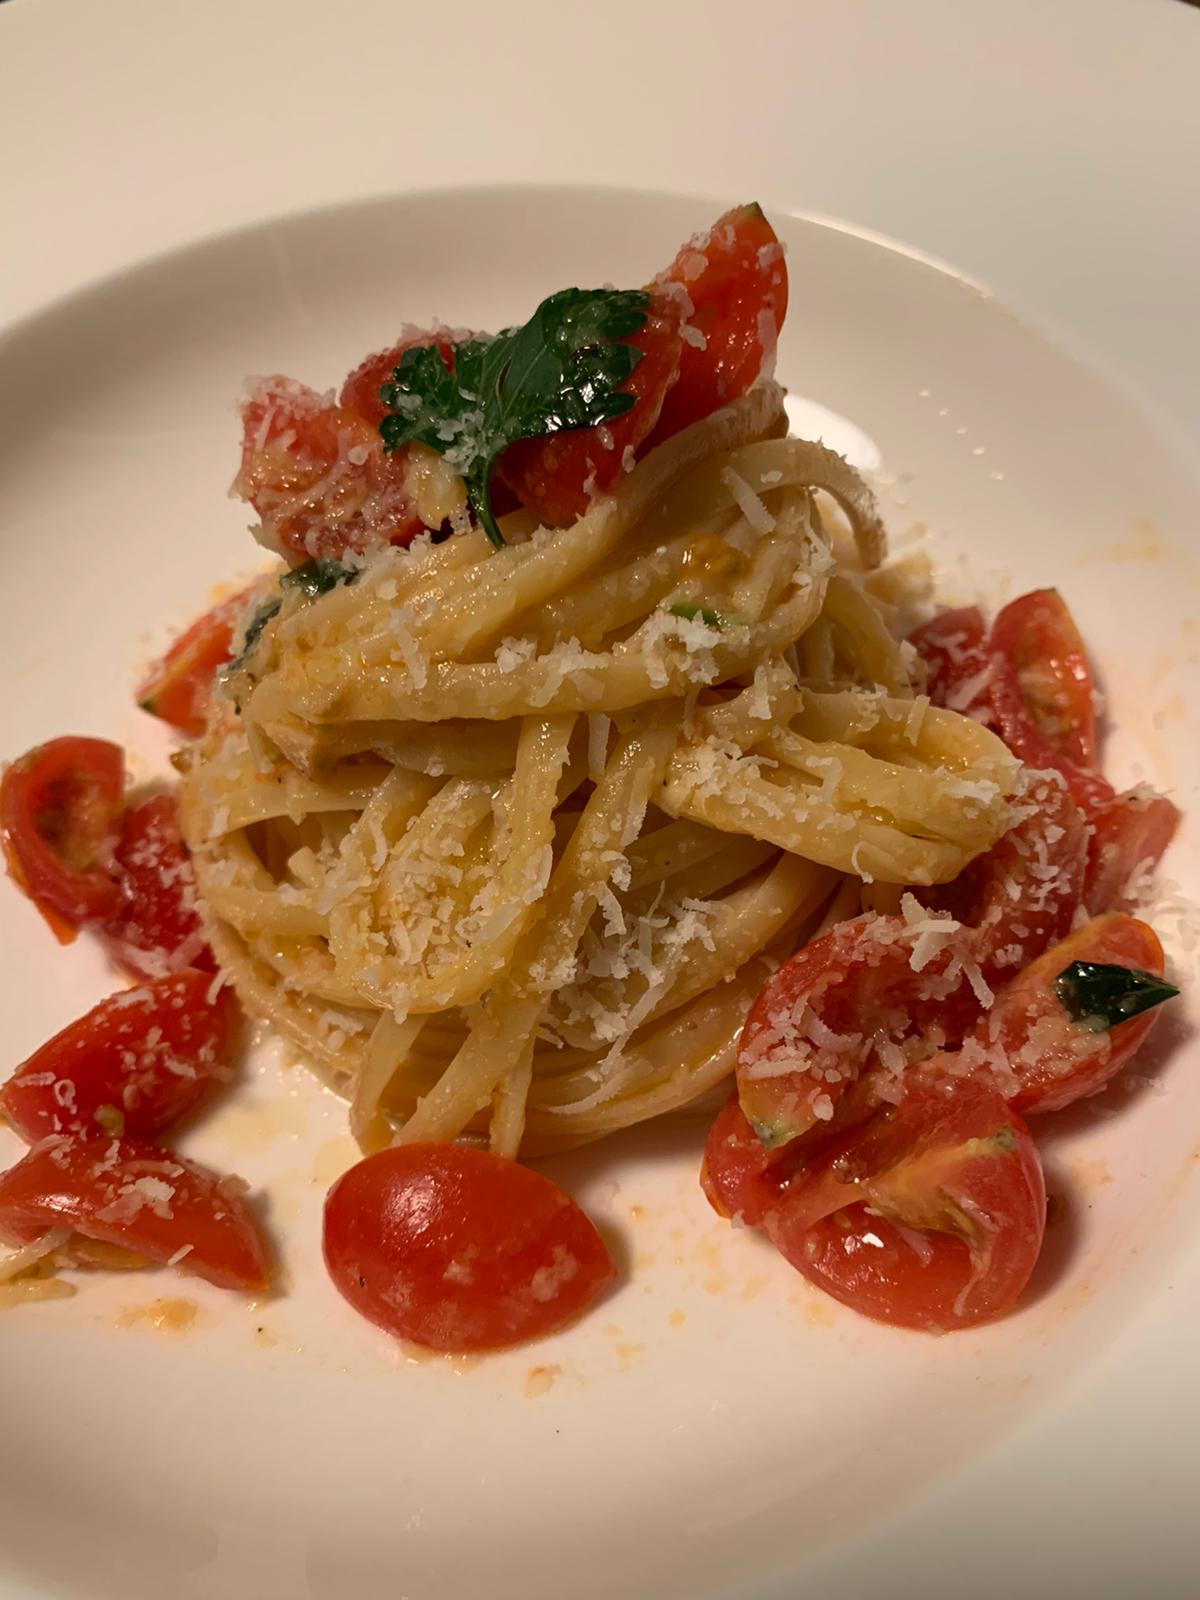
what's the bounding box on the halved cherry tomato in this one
[101,793,212,978]
[702,1090,785,1226]
[0,1134,270,1291]
[497,290,684,527]
[967,913,1170,1114]
[324,1144,614,1351]
[988,590,1113,814]
[1,737,124,938]
[234,376,424,563]
[137,586,254,738]
[1,970,237,1144]
[646,202,789,446]
[1083,788,1180,915]
[932,773,1087,983]
[736,914,981,1149]
[908,606,990,714]
[763,1083,1046,1331]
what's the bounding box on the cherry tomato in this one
[0,1134,270,1292]
[1,736,124,938]
[234,376,424,562]
[933,773,1087,983]
[987,590,1113,814]
[646,202,789,446]
[324,1144,615,1351]
[969,913,1170,1115]
[701,1090,786,1226]
[1083,788,1180,915]
[497,290,684,527]
[137,587,254,738]
[1,970,237,1144]
[736,914,981,1149]
[908,606,990,714]
[101,793,212,978]
[765,1083,1046,1331]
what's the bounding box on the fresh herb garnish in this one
[668,602,727,629]
[226,598,281,676]
[280,559,359,599]
[226,562,357,678]
[1054,960,1179,1032]
[378,287,651,550]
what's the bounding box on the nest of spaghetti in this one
[178,384,1019,1159]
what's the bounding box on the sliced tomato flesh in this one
[736,913,982,1149]
[341,329,462,428]
[929,773,1087,984]
[1,969,237,1144]
[0,1135,270,1292]
[987,590,1113,814]
[908,606,990,713]
[137,587,254,738]
[324,1144,615,1351]
[234,376,424,563]
[1083,789,1180,915]
[101,792,213,978]
[762,1083,1046,1331]
[1,736,125,937]
[967,913,1171,1114]
[646,202,789,446]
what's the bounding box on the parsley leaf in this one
[377,287,650,549]
[1054,960,1179,1031]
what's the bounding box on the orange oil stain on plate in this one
[524,1363,562,1399]
[116,1297,200,1334]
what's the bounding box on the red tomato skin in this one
[765,1084,1046,1331]
[1,736,125,936]
[0,970,237,1144]
[973,914,1169,1115]
[908,606,989,713]
[101,793,213,979]
[497,290,684,527]
[932,773,1087,983]
[235,376,424,563]
[137,588,253,738]
[701,1091,786,1226]
[736,914,980,1149]
[987,590,1113,814]
[646,203,789,446]
[0,1135,270,1292]
[323,1144,615,1352]
[1083,789,1180,915]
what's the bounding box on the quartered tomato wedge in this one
[101,793,212,978]
[736,913,981,1149]
[969,913,1174,1115]
[1,970,237,1144]
[987,590,1113,814]
[324,1144,614,1351]
[234,376,425,563]
[497,289,684,527]
[137,586,254,738]
[908,605,990,714]
[1083,788,1180,915]
[0,1135,270,1291]
[647,202,789,445]
[763,1083,1046,1332]
[932,773,1087,982]
[1,736,124,938]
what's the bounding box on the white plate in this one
[1,184,1198,1600]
